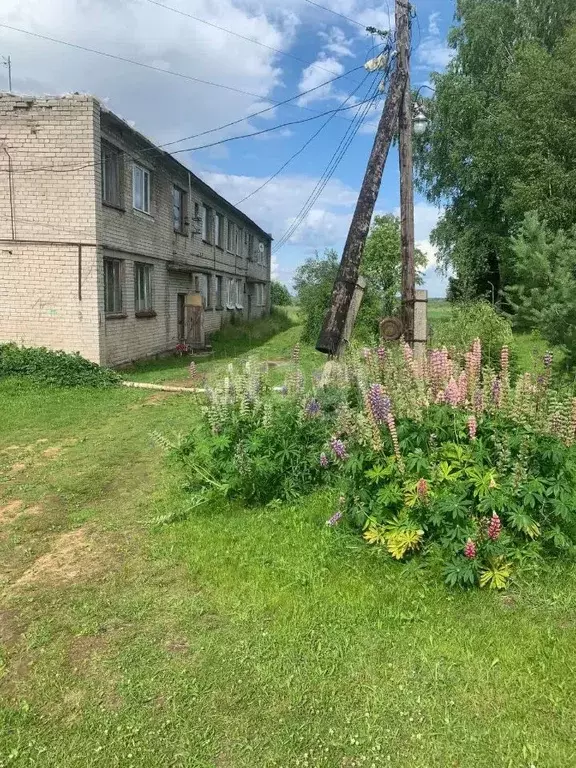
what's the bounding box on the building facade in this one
[0,93,272,366]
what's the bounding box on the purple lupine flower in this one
[330,438,348,461]
[325,510,343,527]
[366,383,391,424]
[544,351,553,368]
[319,452,329,468]
[377,347,386,364]
[491,377,501,406]
[304,398,321,417]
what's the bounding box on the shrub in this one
[270,280,292,306]
[172,338,576,588]
[211,307,293,348]
[0,344,121,387]
[432,301,514,369]
[173,358,340,505]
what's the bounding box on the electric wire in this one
[272,74,384,253]
[140,0,364,82]
[303,0,367,30]
[234,69,374,206]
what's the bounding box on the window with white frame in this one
[236,227,243,257]
[215,213,224,248]
[215,275,223,308]
[101,142,122,207]
[193,273,209,307]
[227,220,235,252]
[104,258,123,315]
[227,277,236,307]
[173,186,186,232]
[255,283,265,306]
[132,164,150,213]
[202,205,214,243]
[134,263,153,313]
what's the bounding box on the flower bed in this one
[174,341,576,588]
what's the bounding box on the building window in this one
[202,205,213,243]
[173,187,186,232]
[134,263,153,313]
[227,220,235,252]
[227,277,237,308]
[104,258,123,315]
[246,232,254,260]
[101,142,122,207]
[255,283,265,306]
[215,213,224,248]
[236,227,243,257]
[215,275,223,308]
[133,164,150,213]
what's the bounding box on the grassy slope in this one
[1,321,576,767]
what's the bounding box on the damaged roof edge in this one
[101,104,273,242]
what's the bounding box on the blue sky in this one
[1,0,455,295]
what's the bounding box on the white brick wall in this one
[0,93,272,366]
[0,94,101,362]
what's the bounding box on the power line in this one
[0,22,366,125]
[169,95,379,154]
[273,77,383,252]
[2,90,380,175]
[140,0,362,82]
[304,0,367,30]
[234,71,374,206]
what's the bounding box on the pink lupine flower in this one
[464,539,477,559]
[377,347,387,364]
[189,361,197,379]
[444,377,460,407]
[416,478,429,501]
[458,371,468,403]
[500,345,509,377]
[467,415,477,441]
[362,347,372,361]
[319,452,329,468]
[386,413,404,471]
[330,438,348,461]
[403,343,413,363]
[491,377,501,406]
[487,513,502,540]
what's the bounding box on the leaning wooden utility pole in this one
[316,57,408,355]
[396,0,416,345]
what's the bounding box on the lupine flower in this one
[467,414,477,441]
[188,361,197,379]
[386,413,404,472]
[464,539,477,559]
[500,346,509,377]
[319,452,329,468]
[444,377,460,406]
[377,347,387,364]
[544,351,553,368]
[491,377,501,406]
[362,347,372,361]
[292,344,301,365]
[366,384,391,425]
[325,510,343,527]
[304,398,321,417]
[403,343,413,363]
[487,513,502,540]
[473,389,484,412]
[330,438,348,461]
[416,478,429,501]
[458,371,468,404]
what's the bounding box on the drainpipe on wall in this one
[2,146,17,240]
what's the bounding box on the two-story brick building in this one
[0,93,272,366]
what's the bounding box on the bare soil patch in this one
[0,500,24,524]
[42,446,62,459]
[14,527,114,588]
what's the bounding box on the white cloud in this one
[297,56,345,105]
[428,11,441,36]
[1,0,295,147]
[416,37,454,70]
[318,26,355,58]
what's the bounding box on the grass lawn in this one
[2,319,576,767]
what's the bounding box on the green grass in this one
[2,322,576,766]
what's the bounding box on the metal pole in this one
[396,0,416,345]
[7,56,11,92]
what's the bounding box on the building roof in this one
[100,105,273,242]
